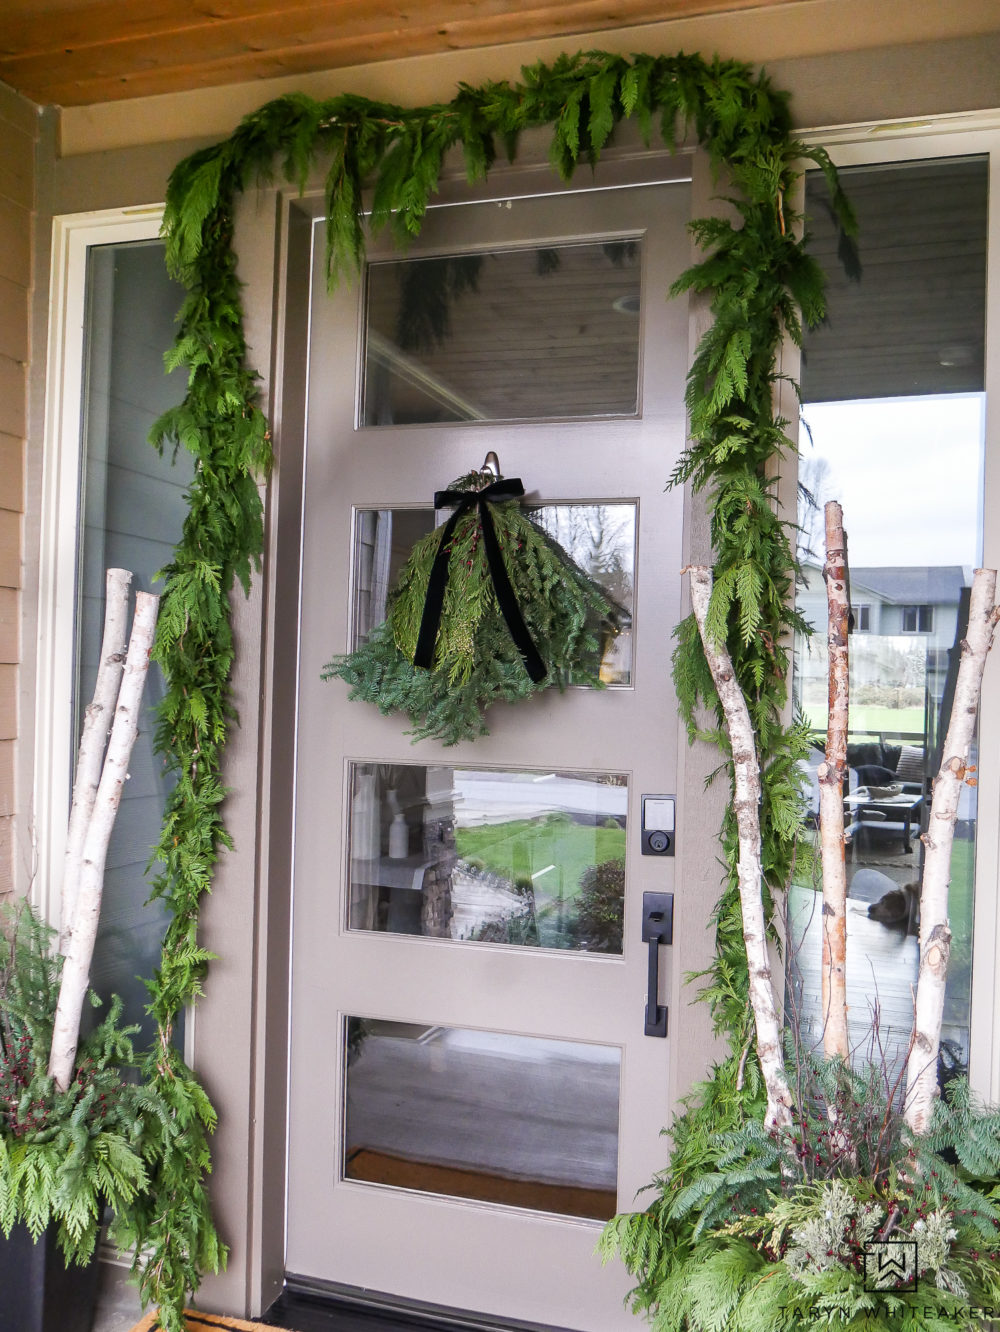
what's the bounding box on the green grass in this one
[945,834,975,1023]
[803,703,925,737]
[455,815,625,906]
[948,836,975,939]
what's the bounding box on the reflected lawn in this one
[455,816,625,905]
[803,703,926,736]
[945,836,974,1025]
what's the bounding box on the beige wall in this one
[0,82,35,900]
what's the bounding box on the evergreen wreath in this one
[323,468,625,743]
[142,49,855,1330]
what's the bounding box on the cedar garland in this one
[146,51,855,1328]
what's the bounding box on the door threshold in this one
[264,1277,581,1332]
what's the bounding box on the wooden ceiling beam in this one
[0,0,804,106]
[1,0,440,58]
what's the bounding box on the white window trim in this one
[799,122,1000,1107]
[851,602,871,632]
[34,206,165,924]
[901,605,933,634]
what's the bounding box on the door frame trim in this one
[216,142,731,1318]
[34,206,166,928]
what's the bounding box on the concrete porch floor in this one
[93,1260,144,1332]
[91,1265,542,1332]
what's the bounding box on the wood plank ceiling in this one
[1,0,807,107]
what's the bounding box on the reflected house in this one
[796,561,970,753]
[797,562,967,648]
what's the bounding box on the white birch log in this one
[59,568,132,952]
[905,567,999,1134]
[48,589,161,1092]
[818,502,850,1061]
[687,565,794,1130]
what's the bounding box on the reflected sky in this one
[800,394,984,568]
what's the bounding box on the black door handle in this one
[641,892,673,1038]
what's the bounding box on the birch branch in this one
[60,568,131,952]
[905,567,999,1134]
[818,502,850,1061]
[687,565,794,1131]
[48,589,161,1092]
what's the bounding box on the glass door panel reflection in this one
[347,763,627,952]
[362,239,641,425]
[352,502,636,684]
[343,1019,620,1220]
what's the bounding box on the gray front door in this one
[286,176,691,1329]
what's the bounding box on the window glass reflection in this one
[79,241,190,1052]
[343,1018,620,1220]
[347,763,627,953]
[792,156,987,1087]
[362,239,641,424]
[794,398,983,1082]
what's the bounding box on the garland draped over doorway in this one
[141,50,854,1327]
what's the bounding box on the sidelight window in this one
[74,239,191,1045]
[792,154,988,1084]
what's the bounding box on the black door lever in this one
[641,892,673,1038]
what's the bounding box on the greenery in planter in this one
[600,1056,1000,1329]
[140,44,859,1327]
[0,905,217,1275]
[648,1175,1000,1332]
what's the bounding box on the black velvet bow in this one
[413,478,547,683]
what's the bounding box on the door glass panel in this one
[343,1018,620,1220]
[347,763,627,953]
[792,157,987,1083]
[361,239,641,425]
[352,502,636,684]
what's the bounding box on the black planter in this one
[0,1220,101,1332]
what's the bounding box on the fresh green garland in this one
[143,50,854,1329]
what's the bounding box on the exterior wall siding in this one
[0,81,35,899]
